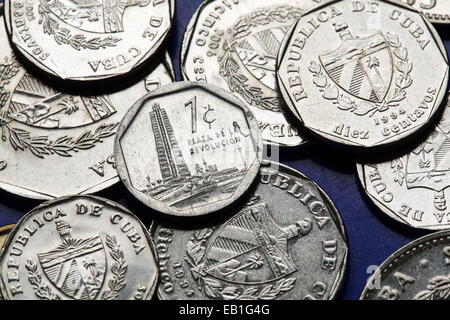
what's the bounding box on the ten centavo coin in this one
[151,161,348,300]
[181,0,326,147]
[277,0,449,150]
[360,230,450,300]
[114,81,263,217]
[357,93,450,230]
[0,195,158,300]
[0,224,15,299]
[401,0,450,24]
[3,0,174,81]
[0,4,175,200]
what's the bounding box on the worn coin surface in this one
[0,6,174,200]
[0,224,15,299]
[181,0,326,147]
[151,161,348,300]
[115,81,263,217]
[357,94,450,230]
[0,196,158,300]
[360,230,450,300]
[401,0,450,24]
[4,0,174,81]
[277,0,449,149]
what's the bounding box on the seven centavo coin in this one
[0,5,175,200]
[114,81,263,217]
[181,0,325,147]
[277,0,449,150]
[357,93,450,230]
[0,224,15,300]
[151,161,348,300]
[0,196,158,300]
[3,0,174,81]
[360,230,450,300]
[401,0,450,24]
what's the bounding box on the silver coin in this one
[4,0,174,81]
[0,224,14,300]
[277,0,449,149]
[151,161,348,300]
[401,0,450,24]
[114,81,263,217]
[180,0,326,147]
[357,93,450,230]
[0,6,174,200]
[360,230,450,300]
[0,195,158,300]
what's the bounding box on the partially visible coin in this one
[0,4,175,200]
[401,0,450,24]
[357,93,450,230]
[151,161,348,300]
[360,230,450,300]
[0,224,14,299]
[277,0,449,149]
[4,0,174,81]
[181,0,325,147]
[0,196,158,300]
[115,81,263,217]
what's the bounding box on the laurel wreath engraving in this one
[391,158,405,186]
[184,227,296,300]
[218,6,302,112]
[25,258,61,300]
[308,32,413,117]
[101,234,128,300]
[38,0,121,50]
[414,274,450,300]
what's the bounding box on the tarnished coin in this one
[401,0,450,24]
[360,230,450,300]
[0,196,158,300]
[4,0,174,81]
[181,0,325,147]
[0,5,174,200]
[115,81,263,217]
[357,94,450,230]
[0,224,15,299]
[277,0,449,149]
[151,161,348,300]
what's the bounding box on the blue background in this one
[1,0,449,300]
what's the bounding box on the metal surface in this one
[115,81,263,217]
[360,229,450,300]
[277,0,449,149]
[151,161,348,300]
[180,0,325,147]
[0,196,158,300]
[401,0,450,24]
[0,5,175,200]
[4,0,174,81]
[357,94,450,230]
[0,224,14,299]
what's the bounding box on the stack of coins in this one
[0,0,450,301]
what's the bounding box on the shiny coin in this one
[4,0,174,81]
[277,0,449,149]
[0,5,174,200]
[401,0,450,24]
[114,81,263,217]
[151,161,348,300]
[0,195,158,300]
[181,0,325,147]
[360,230,450,300]
[0,224,14,300]
[357,94,450,230]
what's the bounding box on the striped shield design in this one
[204,203,297,284]
[37,236,106,300]
[320,32,393,103]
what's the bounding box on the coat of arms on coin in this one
[151,162,348,300]
[114,82,262,217]
[0,196,158,300]
[277,0,448,149]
